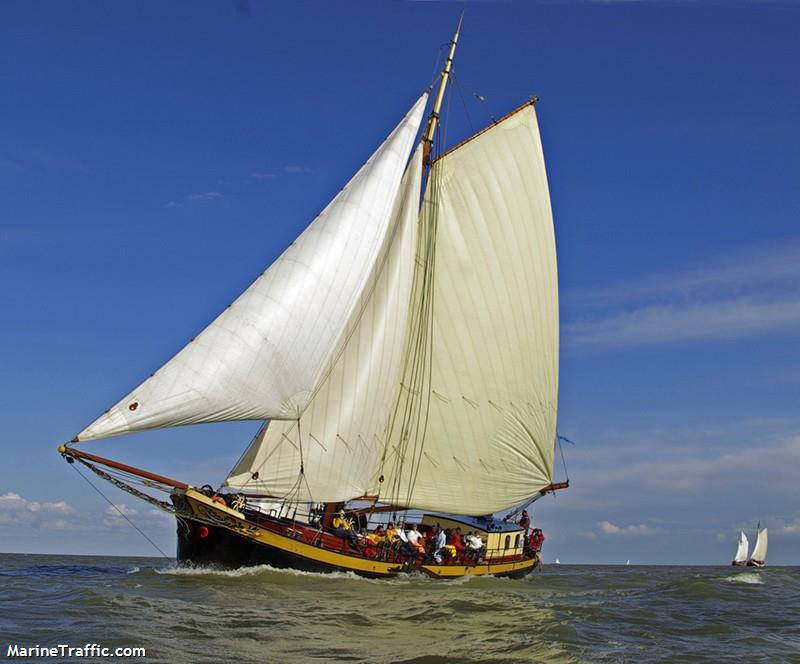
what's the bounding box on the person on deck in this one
[451,527,465,561]
[433,525,447,564]
[406,523,426,557]
[367,525,387,559]
[465,531,485,562]
[530,528,545,553]
[442,529,457,563]
[332,509,358,547]
[359,528,378,558]
[394,520,414,557]
[426,524,441,555]
[518,510,531,534]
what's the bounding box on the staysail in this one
[734,531,749,564]
[225,145,424,501]
[377,102,559,515]
[76,94,428,442]
[750,527,768,564]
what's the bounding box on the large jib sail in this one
[377,102,559,515]
[225,144,425,501]
[76,94,428,442]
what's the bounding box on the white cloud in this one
[0,492,74,527]
[563,240,800,348]
[566,297,800,347]
[599,520,654,536]
[613,434,799,493]
[187,191,222,201]
[103,503,140,527]
[250,172,277,180]
[104,503,137,517]
[763,516,800,536]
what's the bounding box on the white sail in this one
[377,103,559,515]
[734,531,749,564]
[76,94,428,442]
[750,527,768,563]
[225,145,424,501]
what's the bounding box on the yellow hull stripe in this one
[421,558,538,577]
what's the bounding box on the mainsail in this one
[76,94,428,442]
[376,103,559,515]
[734,531,749,564]
[750,527,768,563]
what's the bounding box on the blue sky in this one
[2,1,799,564]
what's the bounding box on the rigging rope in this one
[450,69,476,135]
[557,434,572,483]
[69,461,170,559]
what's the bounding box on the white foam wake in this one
[726,572,764,585]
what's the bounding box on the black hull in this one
[176,517,388,577]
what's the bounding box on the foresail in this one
[224,145,424,501]
[376,103,559,515]
[734,531,749,563]
[76,94,428,442]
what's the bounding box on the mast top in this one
[422,13,463,167]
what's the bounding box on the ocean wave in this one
[725,572,764,585]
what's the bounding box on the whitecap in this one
[726,573,763,585]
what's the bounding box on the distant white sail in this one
[376,103,559,515]
[750,528,768,564]
[77,94,428,442]
[226,145,425,501]
[734,531,749,564]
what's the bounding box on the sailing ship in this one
[58,20,567,578]
[731,526,768,568]
[731,531,748,567]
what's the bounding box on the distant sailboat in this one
[731,531,749,567]
[748,526,768,568]
[625,559,630,566]
[554,558,561,565]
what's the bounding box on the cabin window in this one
[515,534,521,548]
[504,535,510,550]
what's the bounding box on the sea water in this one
[0,553,798,663]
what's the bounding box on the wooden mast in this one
[422,13,463,167]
